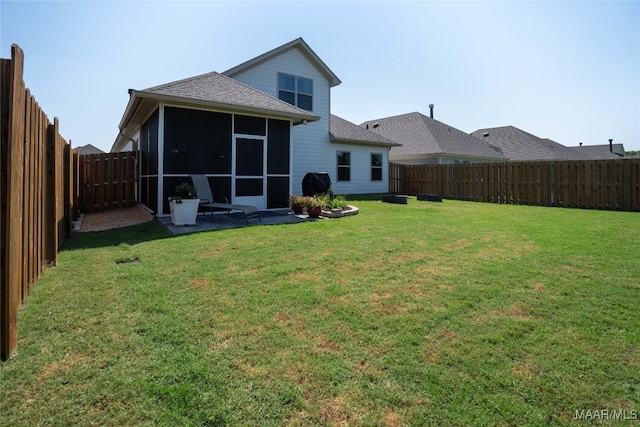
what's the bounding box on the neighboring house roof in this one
[223,37,342,87]
[471,126,591,161]
[75,144,104,155]
[113,71,319,152]
[361,112,506,161]
[330,114,400,148]
[568,143,626,160]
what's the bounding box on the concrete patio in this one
[158,209,321,235]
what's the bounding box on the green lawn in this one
[1,198,638,426]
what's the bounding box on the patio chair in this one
[190,174,261,225]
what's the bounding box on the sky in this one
[2,1,639,153]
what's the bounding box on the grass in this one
[1,198,638,426]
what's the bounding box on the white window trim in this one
[337,150,351,182]
[371,152,383,181]
[278,72,313,111]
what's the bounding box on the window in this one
[337,151,350,181]
[371,153,382,181]
[278,73,313,111]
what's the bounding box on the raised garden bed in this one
[321,205,359,218]
[417,194,443,202]
[381,194,408,204]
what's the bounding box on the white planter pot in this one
[169,198,200,226]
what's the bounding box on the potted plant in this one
[304,197,325,218]
[169,182,200,226]
[289,195,307,214]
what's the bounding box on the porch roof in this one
[113,71,319,151]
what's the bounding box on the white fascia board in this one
[223,37,341,87]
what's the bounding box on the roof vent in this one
[373,123,379,129]
[429,104,434,119]
[483,132,489,137]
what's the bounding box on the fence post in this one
[44,119,58,265]
[1,44,26,360]
[64,142,72,238]
[72,149,80,219]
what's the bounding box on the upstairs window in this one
[337,151,350,181]
[278,73,313,111]
[371,153,382,181]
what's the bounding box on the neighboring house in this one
[471,126,591,161]
[568,142,626,160]
[112,37,396,216]
[361,112,506,164]
[75,144,104,155]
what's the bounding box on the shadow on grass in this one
[61,219,175,251]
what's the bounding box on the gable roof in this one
[361,112,506,161]
[568,143,626,160]
[330,115,400,147]
[223,37,341,87]
[471,126,591,161]
[114,71,319,151]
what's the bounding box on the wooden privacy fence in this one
[79,152,137,213]
[1,45,79,359]
[389,159,640,211]
[1,45,137,360]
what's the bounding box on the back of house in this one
[223,37,397,196]
[112,38,398,216]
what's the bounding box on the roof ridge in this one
[143,71,222,92]
[362,111,422,124]
[414,112,444,152]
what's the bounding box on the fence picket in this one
[2,45,26,360]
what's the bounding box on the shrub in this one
[317,192,348,209]
[170,183,197,203]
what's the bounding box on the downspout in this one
[118,132,140,203]
[118,132,139,151]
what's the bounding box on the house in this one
[222,38,398,195]
[112,38,396,216]
[75,144,104,155]
[360,112,506,164]
[471,126,591,161]
[568,142,626,160]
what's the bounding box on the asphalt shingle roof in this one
[361,112,506,160]
[142,71,318,119]
[330,115,399,147]
[567,144,626,160]
[75,144,105,155]
[471,126,591,161]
